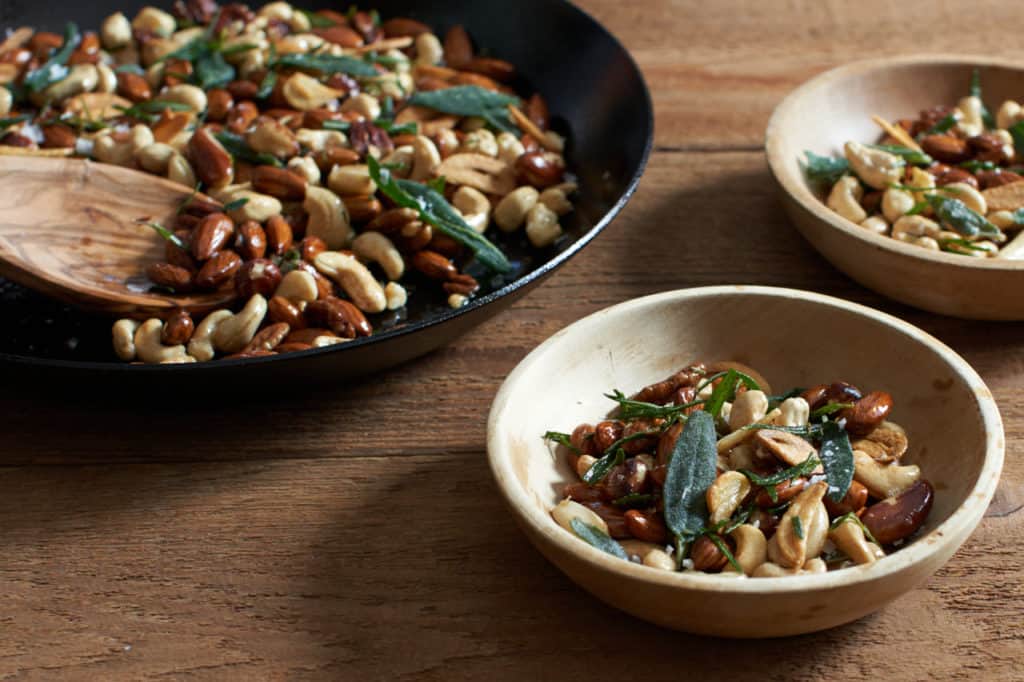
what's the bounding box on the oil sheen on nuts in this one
[838,391,893,437]
[235,258,283,298]
[194,250,243,289]
[860,480,934,545]
[191,212,235,260]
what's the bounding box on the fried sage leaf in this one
[926,194,1001,238]
[802,150,849,186]
[570,518,629,559]
[23,23,80,93]
[406,85,520,133]
[663,411,718,543]
[275,52,378,78]
[866,144,933,166]
[819,420,854,503]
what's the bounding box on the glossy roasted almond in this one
[341,194,382,223]
[235,220,267,260]
[313,25,364,47]
[191,212,235,261]
[116,71,152,102]
[161,310,195,345]
[41,124,76,149]
[146,262,193,292]
[251,165,308,200]
[206,88,234,122]
[268,295,306,329]
[411,250,456,280]
[381,17,431,38]
[861,480,934,545]
[194,250,242,289]
[920,134,972,164]
[463,56,515,82]
[443,24,473,69]
[187,128,234,188]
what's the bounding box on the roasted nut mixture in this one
[804,70,1024,258]
[0,3,577,363]
[545,362,934,577]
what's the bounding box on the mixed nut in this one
[804,70,1024,258]
[545,362,934,577]
[0,2,575,363]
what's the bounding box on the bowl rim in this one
[487,285,1005,593]
[765,54,1024,273]
[0,0,654,374]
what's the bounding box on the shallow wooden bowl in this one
[766,56,1024,320]
[487,286,1003,637]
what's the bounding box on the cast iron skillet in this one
[0,0,652,384]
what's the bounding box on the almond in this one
[463,56,515,82]
[264,215,294,255]
[411,250,456,280]
[920,134,971,163]
[191,212,235,261]
[116,71,152,102]
[146,262,193,291]
[161,310,195,345]
[436,153,516,195]
[341,194,382,223]
[41,124,76,149]
[187,127,234,188]
[194,250,242,289]
[251,165,307,200]
[381,17,431,38]
[313,25,364,48]
[443,24,473,69]
[151,109,194,143]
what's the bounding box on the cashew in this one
[826,175,868,224]
[132,6,177,37]
[753,429,818,468]
[288,156,321,185]
[452,186,491,233]
[327,164,377,197]
[314,251,387,313]
[352,232,404,281]
[937,182,987,216]
[167,152,197,187]
[551,499,608,536]
[767,481,828,569]
[238,49,266,80]
[525,202,562,247]
[247,117,299,158]
[312,335,347,348]
[220,190,282,223]
[288,11,311,32]
[112,319,141,361]
[716,407,781,453]
[95,63,117,94]
[136,142,176,174]
[461,129,498,158]
[573,454,598,480]
[144,62,165,88]
[940,232,998,257]
[0,88,10,117]
[93,133,135,166]
[727,443,756,471]
[907,166,935,204]
[211,295,269,354]
[989,210,1020,230]
[258,1,293,21]
[860,215,889,236]
[414,32,444,66]
[160,84,207,113]
[955,95,984,137]
[384,281,407,310]
[380,145,414,178]
[539,187,574,216]
[892,215,941,248]
[39,64,98,104]
[844,141,903,190]
[752,560,825,577]
[447,293,469,308]
[724,524,767,576]
[997,100,1024,130]
[853,450,921,499]
[992,129,1016,159]
[882,187,916,223]
[617,540,676,571]
[274,270,319,303]
[706,471,752,525]
[410,135,441,182]
[276,33,325,55]
[188,310,233,361]
[339,93,381,121]
[728,389,768,431]
[830,517,885,565]
[296,128,346,152]
[496,131,526,164]
[283,72,342,111]
[304,186,352,249]
[101,12,133,49]
[777,397,809,427]
[134,319,191,364]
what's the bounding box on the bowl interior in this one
[491,287,999,582]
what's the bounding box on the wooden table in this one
[3,1,1023,679]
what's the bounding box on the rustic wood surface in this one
[2,1,1024,679]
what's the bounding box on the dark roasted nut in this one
[295,262,336,299]
[69,33,103,63]
[931,165,978,189]
[302,108,345,129]
[194,250,242,289]
[325,72,359,98]
[161,310,195,345]
[624,455,652,494]
[191,212,235,260]
[452,70,505,92]
[823,480,869,517]
[304,297,372,338]
[28,31,62,59]
[245,322,290,351]
[313,25,364,47]
[570,423,598,456]
[861,190,883,214]
[633,364,705,404]
[251,165,307,200]
[146,262,193,292]
[463,57,515,82]
[443,25,474,69]
[690,535,728,572]
[264,215,294,255]
[381,16,431,38]
[396,222,434,256]
[116,71,152,102]
[839,391,893,437]
[366,207,419,235]
[428,232,462,258]
[348,120,394,158]
[1,132,34,148]
[165,231,197,271]
[920,134,972,164]
[234,258,282,298]
[227,100,259,134]
[342,195,383,223]
[235,220,267,260]
[593,420,624,453]
[750,508,779,538]
[187,128,234,188]
[151,110,192,143]
[624,509,669,544]
[976,169,1024,190]
[268,295,306,329]
[801,382,862,411]
[206,88,234,122]
[860,480,934,545]
[41,124,76,149]
[275,341,313,353]
[755,477,808,507]
[226,79,258,100]
[351,10,380,42]
[525,93,550,131]
[411,250,457,280]
[443,273,480,296]
[299,236,327,262]
[516,150,565,188]
[314,146,361,171]
[562,482,605,504]
[910,105,955,137]
[173,0,219,24]
[162,58,193,87]
[621,418,662,455]
[968,134,1012,165]
[656,421,683,466]
[582,501,630,539]
[284,327,337,345]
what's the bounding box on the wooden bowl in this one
[766,56,1024,320]
[487,286,1003,637]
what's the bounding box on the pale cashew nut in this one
[339,93,381,120]
[997,100,1024,130]
[525,202,562,247]
[728,389,768,431]
[955,95,984,137]
[0,88,11,117]
[496,131,526,164]
[777,397,810,427]
[101,12,133,49]
[767,481,828,569]
[274,270,319,302]
[136,142,176,174]
[989,210,1020,230]
[855,421,908,462]
[461,129,498,158]
[543,131,566,153]
[716,407,781,453]
[860,215,889,235]
[706,471,752,525]
[221,190,283,223]
[753,429,817,467]
[188,310,233,361]
[160,84,207,113]
[95,63,117,94]
[247,117,299,158]
[296,128,347,152]
[258,1,293,21]
[283,72,342,111]
[211,295,269,354]
[167,152,197,187]
[939,232,997,257]
[725,524,768,575]
[93,133,135,166]
[414,32,444,66]
[882,187,916,223]
[314,251,387,313]
[853,450,920,499]
[844,141,903,190]
[892,215,941,244]
[574,454,598,479]
[619,540,677,571]
[907,166,935,204]
[238,50,266,80]
[327,164,377,196]
[410,135,441,182]
[384,281,407,310]
[39,64,98,104]
[132,6,177,37]
[134,318,191,364]
[288,11,311,32]
[352,232,404,281]
[129,124,154,154]
[539,187,574,216]
[112,319,141,361]
[304,186,352,249]
[551,499,608,535]
[938,182,987,216]
[727,443,756,471]
[288,156,321,185]
[381,145,414,178]
[826,175,867,224]
[452,186,491,233]
[829,517,885,565]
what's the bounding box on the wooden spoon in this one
[0,155,235,318]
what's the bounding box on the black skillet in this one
[0,0,652,385]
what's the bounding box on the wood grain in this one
[2,0,1024,678]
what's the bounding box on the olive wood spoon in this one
[0,155,235,317]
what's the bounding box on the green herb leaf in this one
[810,401,853,420]
[543,430,581,453]
[427,175,446,195]
[706,533,743,574]
[663,411,718,544]
[116,100,194,123]
[704,369,756,419]
[298,9,338,28]
[581,448,625,485]
[741,456,821,502]
[195,50,235,89]
[256,69,277,100]
[406,85,521,133]
[940,236,993,254]
[569,518,629,560]
[367,155,512,273]
[830,511,880,546]
[275,52,379,78]
[926,194,1002,238]
[767,387,804,409]
[866,144,933,166]
[157,37,209,64]
[214,131,283,167]
[970,68,995,129]
[960,159,997,172]
[139,220,186,250]
[802,150,850,187]
[604,389,703,421]
[223,197,249,213]
[819,420,854,503]
[906,199,929,216]
[23,23,80,93]
[611,493,655,509]
[0,115,30,130]
[792,516,805,539]
[1009,208,1024,225]
[922,113,957,137]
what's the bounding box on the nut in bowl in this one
[766,56,1024,319]
[487,286,1003,637]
